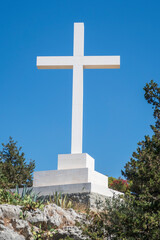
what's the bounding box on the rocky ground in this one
[0,204,90,240]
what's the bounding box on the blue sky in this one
[0,0,160,178]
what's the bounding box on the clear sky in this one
[0,0,159,178]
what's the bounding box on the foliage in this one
[83,194,160,240]
[108,176,129,193]
[83,210,107,239]
[144,80,160,129]
[19,210,28,220]
[16,184,45,204]
[60,237,74,240]
[31,224,56,240]
[83,80,160,239]
[122,80,160,201]
[0,164,10,188]
[116,80,160,239]
[0,137,35,188]
[48,192,73,209]
[0,185,44,211]
[108,176,116,186]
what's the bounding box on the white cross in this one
[37,23,120,154]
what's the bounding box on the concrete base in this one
[34,168,108,189]
[31,183,121,197]
[58,153,95,171]
[11,186,122,209]
[33,153,122,198]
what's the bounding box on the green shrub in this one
[0,137,35,188]
[0,165,10,189]
[109,177,129,193]
[48,192,73,209]
[31,224,56,240]
[0,185,44,211]
[83,80,160,240]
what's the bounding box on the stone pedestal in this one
[33,153,121,197]
[58,153,95,170]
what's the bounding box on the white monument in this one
[33,23,121,197]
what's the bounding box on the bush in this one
[0,185,44,211]
[0,165,10,189]
[0,137,35,188]
[48,192,73,209]
[83,194,160,240]
[108,176,129,193]
[83,80,160,240]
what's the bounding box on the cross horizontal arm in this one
[37,56,120,69]
[82,56,120,69]
[37,56,74,69]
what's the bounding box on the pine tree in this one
[83,81,160,239]
[0,137,35,188]
[120,80,160,238]
[122,80,160,203]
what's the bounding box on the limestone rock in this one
[44,204,75,227]
[0,204,21,219]
[0,203,88,240]
[66,208,85,224]
[56,226,90,240]
[11,219,33,239]
[26,208,48,228]
[0,224,25,240]
[0,219,4,225]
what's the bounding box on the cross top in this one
[37,23,120,154]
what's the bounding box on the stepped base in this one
[33,168,108,188]
[31,183,121,198]
[12,185,122,209]
[58,153,95,171]
[33,154,122,198]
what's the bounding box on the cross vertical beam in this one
[36,23,120,155]
[71,23,84,153]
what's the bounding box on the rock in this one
[56,226,90,240]
[0,224,25,240]
[11,219,33,239]
[0,219,4,225]
[26,208,48,229]
[0,204,21,219]
[26,204,85,231]
[66,208,85,223]
[0,203,88,240]
[44,204,75,227]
